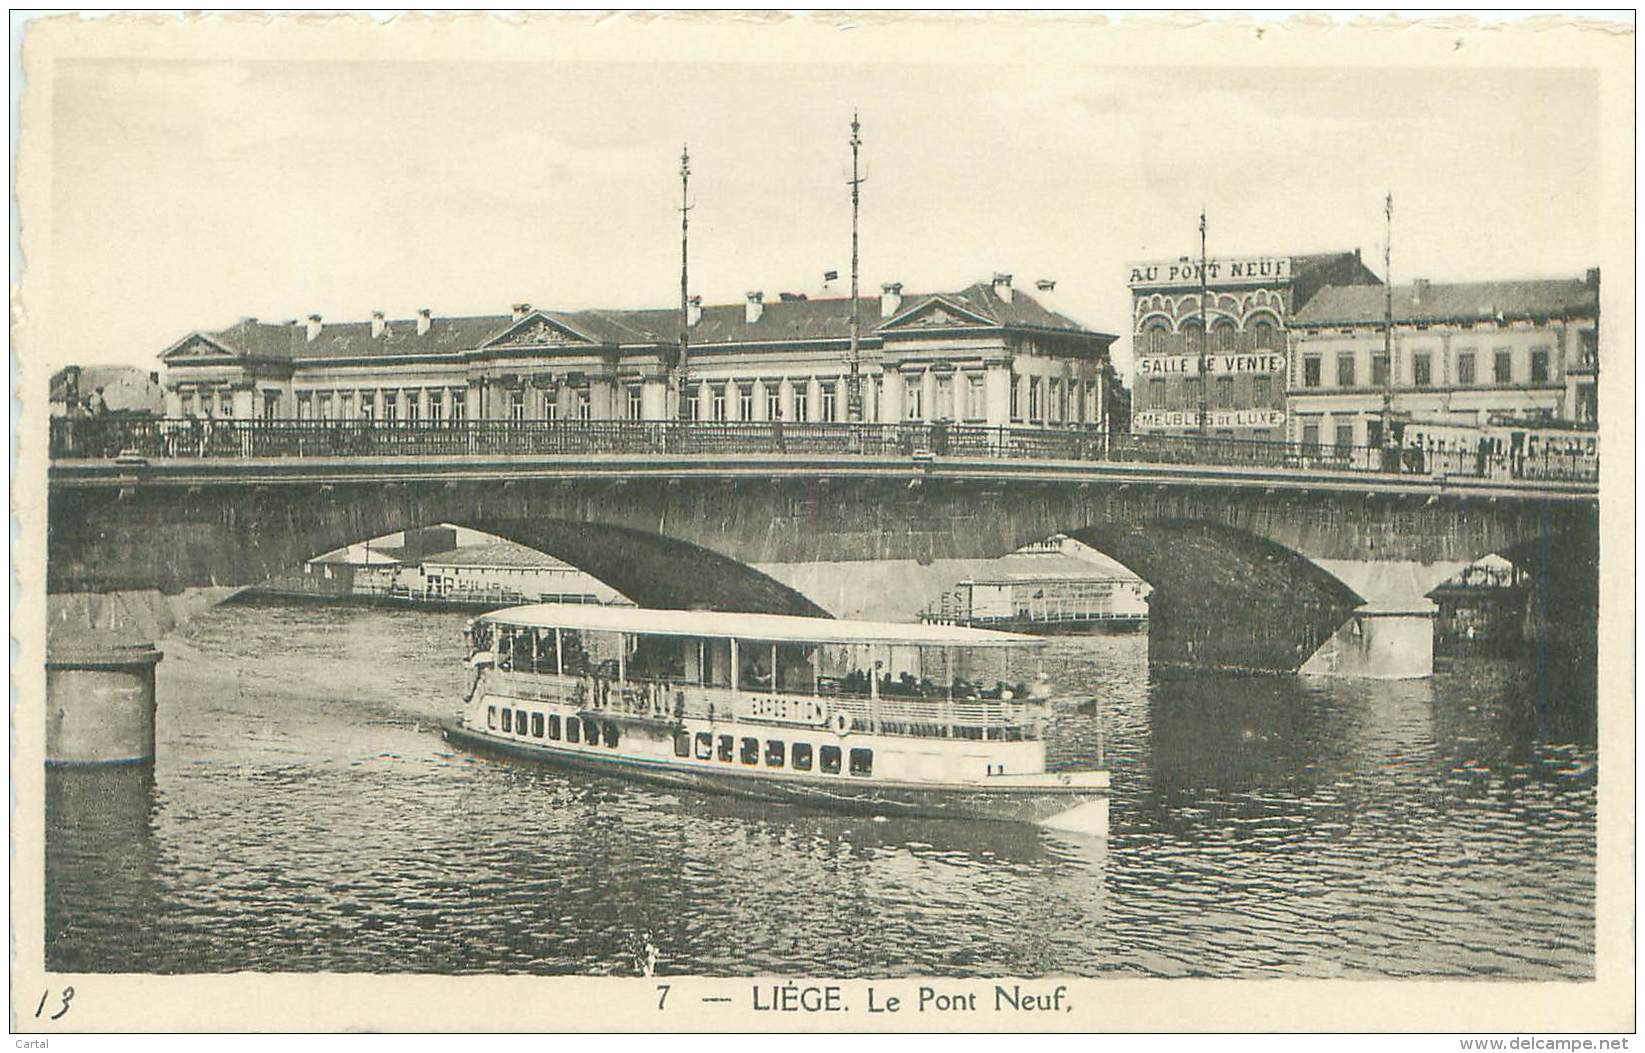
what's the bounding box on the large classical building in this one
[1286,271,1600,450]
[1127,250,1383,439]
[159,275,1124,431]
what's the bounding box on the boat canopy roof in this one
[476,604,1044,649]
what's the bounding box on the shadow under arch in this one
[1064,520,1363,676]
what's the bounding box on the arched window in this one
[1182,321,1204,355]
[1213,321,1237,352]
[1250,319,1279,351]
[1146,325,1169,354]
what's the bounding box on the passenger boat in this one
[440,605,1109,830]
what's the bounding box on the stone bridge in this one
[48,435,1598,677]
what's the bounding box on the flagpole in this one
[1198,209,1209,437]
[1381,192,1394,456]
[676,145,692,421]
[847,112,864,423]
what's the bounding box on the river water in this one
[45,601,1596,979]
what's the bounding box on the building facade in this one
[1286,271,1600,451]
[50,365,166,417]
[158,275,1123,432]
[1127,251,1383,439]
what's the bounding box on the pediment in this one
[159,333,239,362]
[878,296,995,331]
[484,313,595,349]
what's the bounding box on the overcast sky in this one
[39,50,1599,374]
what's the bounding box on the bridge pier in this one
[46,633,163,765]
[1300,603,1436,679]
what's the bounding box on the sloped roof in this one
[1294,278,1597,326]
[184,282,1110,363]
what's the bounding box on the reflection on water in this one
[45,604,1594,978]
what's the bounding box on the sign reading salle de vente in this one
[1136,353,1286,376]
[1133,409,1288,430]
[1127,256,1292,289]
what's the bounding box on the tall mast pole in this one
[1197,208,1209,436]
[1381,191,1393,448]
[676,144,692,420]
[847,112,864,423]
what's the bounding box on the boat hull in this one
[440,719,1108,829]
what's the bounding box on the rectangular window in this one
[792,743,814,771]
[1253,376,1272,405]
[674,730,691,757]
[765,740,785,767]
[738,386,754,421]
[819,382,837,422]
[965,374,984,420]
[1302,421,1321,450]
[628,386,643,420]
[382,395,397,423]
[501,709,513,733]
[1371,353,1389,387]
[548,715,561,740]
[904,379,923,421]
[848,748,873,777]
[602,721,619,748]
[405,395,419,424]
[219,392,235,417]
[766,386,782,421]
[1148,377,1166,410]
[1048,379,1062,423]
[427,390,442,424]
[1457,351,1476,386]
[1335,422,1354,451]
[1412,352,1432,387]
[567,718,581,744]
[686,391,701,421]
[1183,377,1201,411]
[1530,348,1550,384]
[934,373,954,421]
[717,734,734,762]
[1336,354,1356,387]
[712,385,728,422]
[317,393,333,420]
[575,389,592,422]
[1494,349,1512,384]
[820,745,842,774]
[1028,377,1042,422]
[542,391,559,421]
[1303,355,1321,388]
[450,390,466,423]
[582,718,599,745]
[1010,374,1023,422]
[487,705,497,729]
[695,731,712,760]
[358,392,374,420]
[531,712,544,738]
[1215,376,1233,409]
[793,386,809,422]
[740,737,760,765]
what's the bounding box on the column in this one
[641,377,669,420]
[984,360,1011,427]
[879,368,904,424]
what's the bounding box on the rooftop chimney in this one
[417,308,432,336]
[1034,279,1057,306]
[371,310,386,338]
[1586,267,1601,290]
[880,281,903,319]
[306,314,323,342]
[1411,278,1430,306]
[687,295,703,327]
[992,272,1014,304]
[745,291,765,325]
[512,302,531,322]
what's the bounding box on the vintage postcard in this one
[10,10,1635,1035]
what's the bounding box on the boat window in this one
[717,735,734,762]
[695,732,713,760]
[849,748,873,777]
[820,745,842,775]
[531,713,544,738]
[582,718,599,745]
[548,714,561,740]
[602,721,619,748]
[501,708,513,733]
[674,730,692,758]
[740,737,760,765]
[567,718,581,744]
[487,705,497,729]
[738,641,774,690]
[765,740,785,767]
[774,644,818,694]
[792,743,813,771]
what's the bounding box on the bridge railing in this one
[46,416,1600,483]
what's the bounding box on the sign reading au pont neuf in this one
[1126,255,1293,289]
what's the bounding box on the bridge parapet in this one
[49,417,1601,487]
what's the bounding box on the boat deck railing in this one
[484,667,1039,740]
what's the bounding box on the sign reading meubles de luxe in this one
[1136,353,1285,376]
[1133,409,1287,429]
[1128,256,1292,289]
